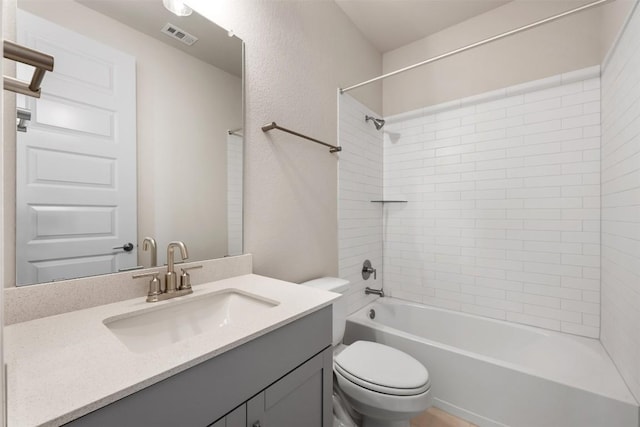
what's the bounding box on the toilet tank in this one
[300,277,349,346]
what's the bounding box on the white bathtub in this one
[344,298,639,427]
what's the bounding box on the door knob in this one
[113,242,134,252]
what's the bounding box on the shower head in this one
[365,115,385,130]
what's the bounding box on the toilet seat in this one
[335,364,430,396]
[334,368,432,423]
[334,341,430,396]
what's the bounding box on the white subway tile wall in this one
[600,3,640,403]
[338,94,384,314]
[383,67,601,338]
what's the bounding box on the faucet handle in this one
[133,272,163,302]
[362,260,377,280]
[179,265,202,290]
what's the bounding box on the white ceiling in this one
[334,0,512,53]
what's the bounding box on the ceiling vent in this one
[161,23,198,46]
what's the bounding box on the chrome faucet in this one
[166,241,189,293]
[133,241,199,303]
[362,259,384,297]
[365,287,385,297]
[142,237,157,267]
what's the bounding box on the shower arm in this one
[340,0,613,94]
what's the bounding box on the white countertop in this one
[4,274,338,427]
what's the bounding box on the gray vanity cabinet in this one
[209,405,246,427]
[246,349,327,427]
[65,306,332,427]
[210,349,330,427]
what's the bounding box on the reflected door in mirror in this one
[11,0,244,286]
[16,10,137,285]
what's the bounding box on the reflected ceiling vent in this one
[161,23,198,46]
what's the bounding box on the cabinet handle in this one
[252,422,261,427]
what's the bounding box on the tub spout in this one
[365,287,384,297]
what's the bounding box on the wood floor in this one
[410,407,478,427]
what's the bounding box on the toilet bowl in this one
[301,278,432,427]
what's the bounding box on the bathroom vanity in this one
[4,274,337,427]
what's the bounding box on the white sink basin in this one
[103,289,279,353]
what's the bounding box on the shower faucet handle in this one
[362,259,377,280]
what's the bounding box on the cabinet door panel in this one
[247,350,330,427]
[226,405,246,427]
[266,350,323,409]
[207,404,245,427]
[269,370,322,427]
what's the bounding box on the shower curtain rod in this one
[340,0,612,94]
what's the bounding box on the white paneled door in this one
[16,10,137,285]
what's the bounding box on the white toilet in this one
[301,277,432,427]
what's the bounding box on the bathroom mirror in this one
[10,0,243,286]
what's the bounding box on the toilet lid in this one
[334,341,430,395]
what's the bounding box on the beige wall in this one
[1,0,381,290]
[190,0,383,282]
[3,0,243,286]
[1,0,633,290]
[381,0,617,116]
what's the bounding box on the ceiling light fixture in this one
[162,0,193,17]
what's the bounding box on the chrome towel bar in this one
[3,40,54,98]
[262,122,341,153]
